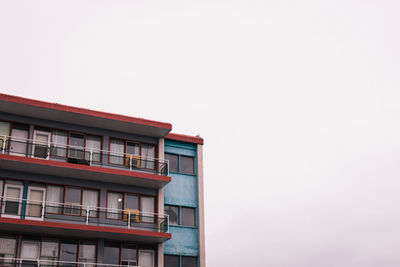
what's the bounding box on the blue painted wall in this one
[164,140,198,258]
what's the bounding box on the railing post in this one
[89,149,93,165]
[128,211,131,229]
[41,201,45,221]
[1,135,5,153]
[86,207,90,225]
[129,156,132,171]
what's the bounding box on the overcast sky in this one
[1,0,400,266]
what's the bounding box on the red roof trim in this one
[166,133,204,145]
[0,93,172,130]
[0,154,171,182]
[0,217,171,239]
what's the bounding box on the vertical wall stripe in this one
[21,181,28,219]
[197,144,206,267]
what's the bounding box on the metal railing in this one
[0,136,169,176]
[0,196,169,233]
[0,257,148,267]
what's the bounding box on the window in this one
[140,196,155,223]
[110,139,124,165]
[46,186,64,214]
[121,244,137,266]
[40,239,59,265]
[164,255,179,267]
[181,207,195,227]
[180,156,194,174]
[82,190,99,217]
[181,256,197,267]
[165,153,195,174]
[107,192,123,219]
[107,192,155,222]
[109,138,156,169]
[68,133,85,159]
[0,235,17,266]
[104,242,120,266]
[51,130,68,157]
[85,135,101,162]
[138,250,154,267]
[165,154,178,172]
[60,241,78,266]
[78,241,96,266]
[165,205,195,227]
[164,205,178,225]
[9,124,29,156]
[0,122,10,152]
[64,187,82,215]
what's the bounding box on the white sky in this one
[1,0,400,266]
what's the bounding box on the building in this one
[0,94,205,267]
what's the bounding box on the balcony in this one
[0,136,170,188]
[0,196,171,243]
[0,258,142,267]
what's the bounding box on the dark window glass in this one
[126,142,140,156]
[181,207,195,227]
[165,154,178,173]
[164,205,178,225]
[104,242,120,265]
[64,187,81,215]
[60,241,78,265]
[121,244,137,266]
[181,256,197,267]
[68,133,85,159]
[164,255,179,267]
[180,156,194,174]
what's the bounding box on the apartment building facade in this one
[0,94,205,267]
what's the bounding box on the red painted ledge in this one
[0,217,171,239]
[0,93,172,130]
[166,133,204,145]
[0,154,171,182]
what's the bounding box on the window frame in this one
[164,205,196,227]
[106,191,157,223]
[165,153,196,175]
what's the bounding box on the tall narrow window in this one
[21,240,40,267]
[46,186,63,214]
[60,241,78,267]
[164,205,178,225]
[68,133,85,159]
[40,239,59,266]
[107,192,123,219]
[165,154,178,173]
[64,187,81,215]
[9,124,29,156]
[0,121,10,152]
[141,144,155,169]
[124,194,139,222]
[3,183,23,217]
[82,190,98,217]
[121,244,137,266]
[51,130,68,157]
[0,235,17,266]
[33,130,51,159]
[85,135,101,162]
[138,250,154,267]
[78,241,96,267]
[104,242,120,266]
[110,139,124,165]
[140,196,154,223]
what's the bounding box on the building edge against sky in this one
[0,93,205,267]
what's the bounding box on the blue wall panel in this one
[164,226,198,256]
[164,173,197,207]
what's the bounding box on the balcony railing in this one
[0,196,169,233]
[0,136,169,176]
[0,257,147,267]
